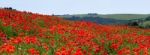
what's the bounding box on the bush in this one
[145,16,150,20]
[139,21,150,28]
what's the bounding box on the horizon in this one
[2,8,150,15]
[1,0,150,15]
[1,7,150,16]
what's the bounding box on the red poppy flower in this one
[28,48,39,55]
[1,44,15,53]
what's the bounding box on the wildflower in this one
[23,25,31,31]
[42,43,49,51]
[11,37,22,44]
[111,43,119,50]
[28,48,39,55]
[1,44,15,53]
[117,47,130,55]
[73,48,84,55]
[24,36,38,44]
[0,31,7,42]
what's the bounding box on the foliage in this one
[139,21,150,28]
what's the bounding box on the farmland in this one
[0,9,150,55]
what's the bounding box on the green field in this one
[59,14,150,20]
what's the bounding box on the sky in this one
[0,0,150,15]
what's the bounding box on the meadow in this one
[0,9,150,55]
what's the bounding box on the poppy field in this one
[0,9,150,55]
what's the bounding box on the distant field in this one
[99,14,150,20]
[62,14,150,20]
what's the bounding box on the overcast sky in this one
[0,0,150,15]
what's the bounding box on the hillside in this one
[59,14,150,28]
[0,9,150,55]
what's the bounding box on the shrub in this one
[139,21,150,28]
